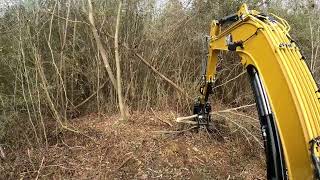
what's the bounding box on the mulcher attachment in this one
[193,99,212,130]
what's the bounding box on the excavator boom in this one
[196,4,320,179]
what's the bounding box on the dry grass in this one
[1,108,265,180]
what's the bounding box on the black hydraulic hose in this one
[247,66,286,180]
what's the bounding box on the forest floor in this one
[1,108,266,179]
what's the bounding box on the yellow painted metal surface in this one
[203,4,320,179]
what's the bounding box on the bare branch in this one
[123,44,192,100]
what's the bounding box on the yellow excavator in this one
[193,4,320,180]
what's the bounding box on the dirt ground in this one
[1,110,266,179]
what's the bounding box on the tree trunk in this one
[115,1,127,120]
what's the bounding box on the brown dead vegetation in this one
[4,1,317,179]
[1,107,265,180]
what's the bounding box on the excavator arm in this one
[195,4,320,179]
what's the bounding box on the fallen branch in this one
[123,44,192,100]
[176,114,198,124]
[221,111,258,122]
[175,103,256,122]
[214,103,256,113]
[101,32,192,100]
